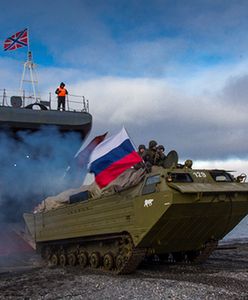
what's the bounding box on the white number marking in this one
[144,199,154,207]
[193,172,207,178]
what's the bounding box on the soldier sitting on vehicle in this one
[154,145,167,166]
[184,159,193,169]
[142,140,158,172]
[134,145,146,170]
[138,144,146,157]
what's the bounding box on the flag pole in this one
[20,28,40,102]
[123,126,138,150]
[27,27,30,53]
[124,125,149,173]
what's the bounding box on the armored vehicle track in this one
[40,234,146,274]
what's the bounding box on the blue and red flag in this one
[74,132,108,168]
[89,127,142,188]
[3,28,28,51]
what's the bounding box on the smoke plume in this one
[0,127,83,223]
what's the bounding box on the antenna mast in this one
[20,48,40,102]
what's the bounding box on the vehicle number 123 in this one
[193,171,207,178]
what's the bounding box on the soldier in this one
[134,144,146,170]
[154,145,167,166]
[137,144,146,157]
[184,159,193,169]
[142,140,158,171]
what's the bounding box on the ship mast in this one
[20,35,40,103]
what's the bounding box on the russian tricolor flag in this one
[89,127,142,188]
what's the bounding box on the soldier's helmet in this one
[184,159,193,168]
[157,145,165,151]
[138,144,146,151]
[149,140,157,149]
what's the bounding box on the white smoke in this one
[0,127,83,222]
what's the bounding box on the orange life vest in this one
[57,87,67,97]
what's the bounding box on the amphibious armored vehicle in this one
[24,155,248,274]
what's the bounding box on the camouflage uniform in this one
[142,140,157,171]
[154,145,167,166]
[137,144,146,157]
[134,145,146,170]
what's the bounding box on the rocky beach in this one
[0,242,247,300]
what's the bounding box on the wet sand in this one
[0,242,247,299]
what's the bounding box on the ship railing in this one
[0,89,89,113]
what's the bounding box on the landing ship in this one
[0,48,92,260]
[23,152,248,274]
[0,90,92,139]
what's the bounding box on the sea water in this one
[222,215,248,243]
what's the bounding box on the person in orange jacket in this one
[55,82,68,111]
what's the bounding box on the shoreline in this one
[0,241,248,299]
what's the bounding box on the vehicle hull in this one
[24,183,248,254]
[23,168,248,273]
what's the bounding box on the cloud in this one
[1,0,248,79]
[194,159,248,180]
[0,53,234,138]
[1,52,247,163]
[220,74,248,106]
[56,1,248,74]
[1,0,248,175]
[65,67,248,162]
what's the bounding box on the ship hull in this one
[0,106,92,138]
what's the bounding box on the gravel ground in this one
[0,243,248,300]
